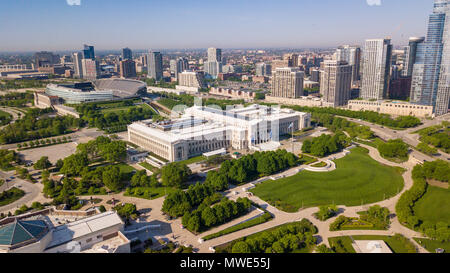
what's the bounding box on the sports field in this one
[250,147,405,212]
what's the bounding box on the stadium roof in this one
[94,78,146,98]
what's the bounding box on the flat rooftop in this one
[352,240,393,254]
[45,211,123,250]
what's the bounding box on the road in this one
[0,170,50,214]
[342,114,450,161]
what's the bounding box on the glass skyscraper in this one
[410,0,450,116]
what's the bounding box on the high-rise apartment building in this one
[178,71,205,89]
[72,52,83,79]
[207,47,222,62]
[402,37,425,77]
[336,45,361,84]
[81,58,99,80]
[320,60,353,106]
[256,63,272,76]
[120,59,137,78]
[147,51,163,81]
[412,0,450,116]
[271,67,304,98]
[360,39,392,100]
[170,57,189,79]
[122,48,133,60]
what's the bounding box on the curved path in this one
[192,144,428,253]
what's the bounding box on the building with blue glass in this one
[410,0,450,116]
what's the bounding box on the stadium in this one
[45,78,147,104]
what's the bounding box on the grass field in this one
[414,238,450,253]
[179,155,206,165]
[413,185,450,225]
[250,147,404,212]
[100,104,155,114]
[329,235,417,253]
[139,162,160,173]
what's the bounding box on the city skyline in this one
[0,0,433,52]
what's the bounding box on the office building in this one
[120,59,137,78]
[34,51,59,68]
[410,0,450,116]
[271,67,305,98]
[170,57,189,79]
[204,61,222,79]
[122,48,132,60]
[402,37,425,77]
[147,51,163,81]
[336,45,361,84]
[310,68,321,82]
[320,60,353,106]
[82,44,95,60]
[360,39,393,100]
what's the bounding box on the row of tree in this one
[0,108,82,144]
[218,149,298,185]
[301,132,348,157]
[378,139,409,160]
[0,92,34,107]
[181,197,252,233]
[312,113,374,140]
[417,122,450,153]
[219,219,317,253]
[396,163,449,242]
[75,103,155,133]
[287,105,421,129]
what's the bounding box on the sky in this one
[0,0,435,52]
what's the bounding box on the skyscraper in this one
[170,57,189,79]
[205,48,222,78]
[336,45,361,84]
[402,37,425,77]
[72,52,83,79]
[122,48,133,60]
[207,47,222,62]
[34,51,59,68]
[360,39,392,100]
[271,67,304,98]
[178,71,205,89]
[147,51,163,81]
[82,44,95,60]
[320,60,353,106]
[411,0,450,116]
[256,63,272,76]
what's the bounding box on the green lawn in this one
[139,162,160,173]
[414,238,450,253]
[179,155,206,165]
[125,186,177,200]
[100,104,155,114]
[250,147,404,212]
[0,187,25,207]
[328,236,356,253]
[413,185,450,225]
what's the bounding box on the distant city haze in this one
[0,0,433,51]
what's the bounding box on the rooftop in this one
[0,220,49,246]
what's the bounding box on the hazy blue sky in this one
[0,0,434,52]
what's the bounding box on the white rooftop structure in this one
[46,211,124,250]
[353,240,393,254]
[128,104,311,162]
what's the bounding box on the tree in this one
[201,207,217,227]
[232,241,251,253]
[102,166,123,192]
[161,162,192,188]
[34,156,52,170]
[60,153,89,176]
